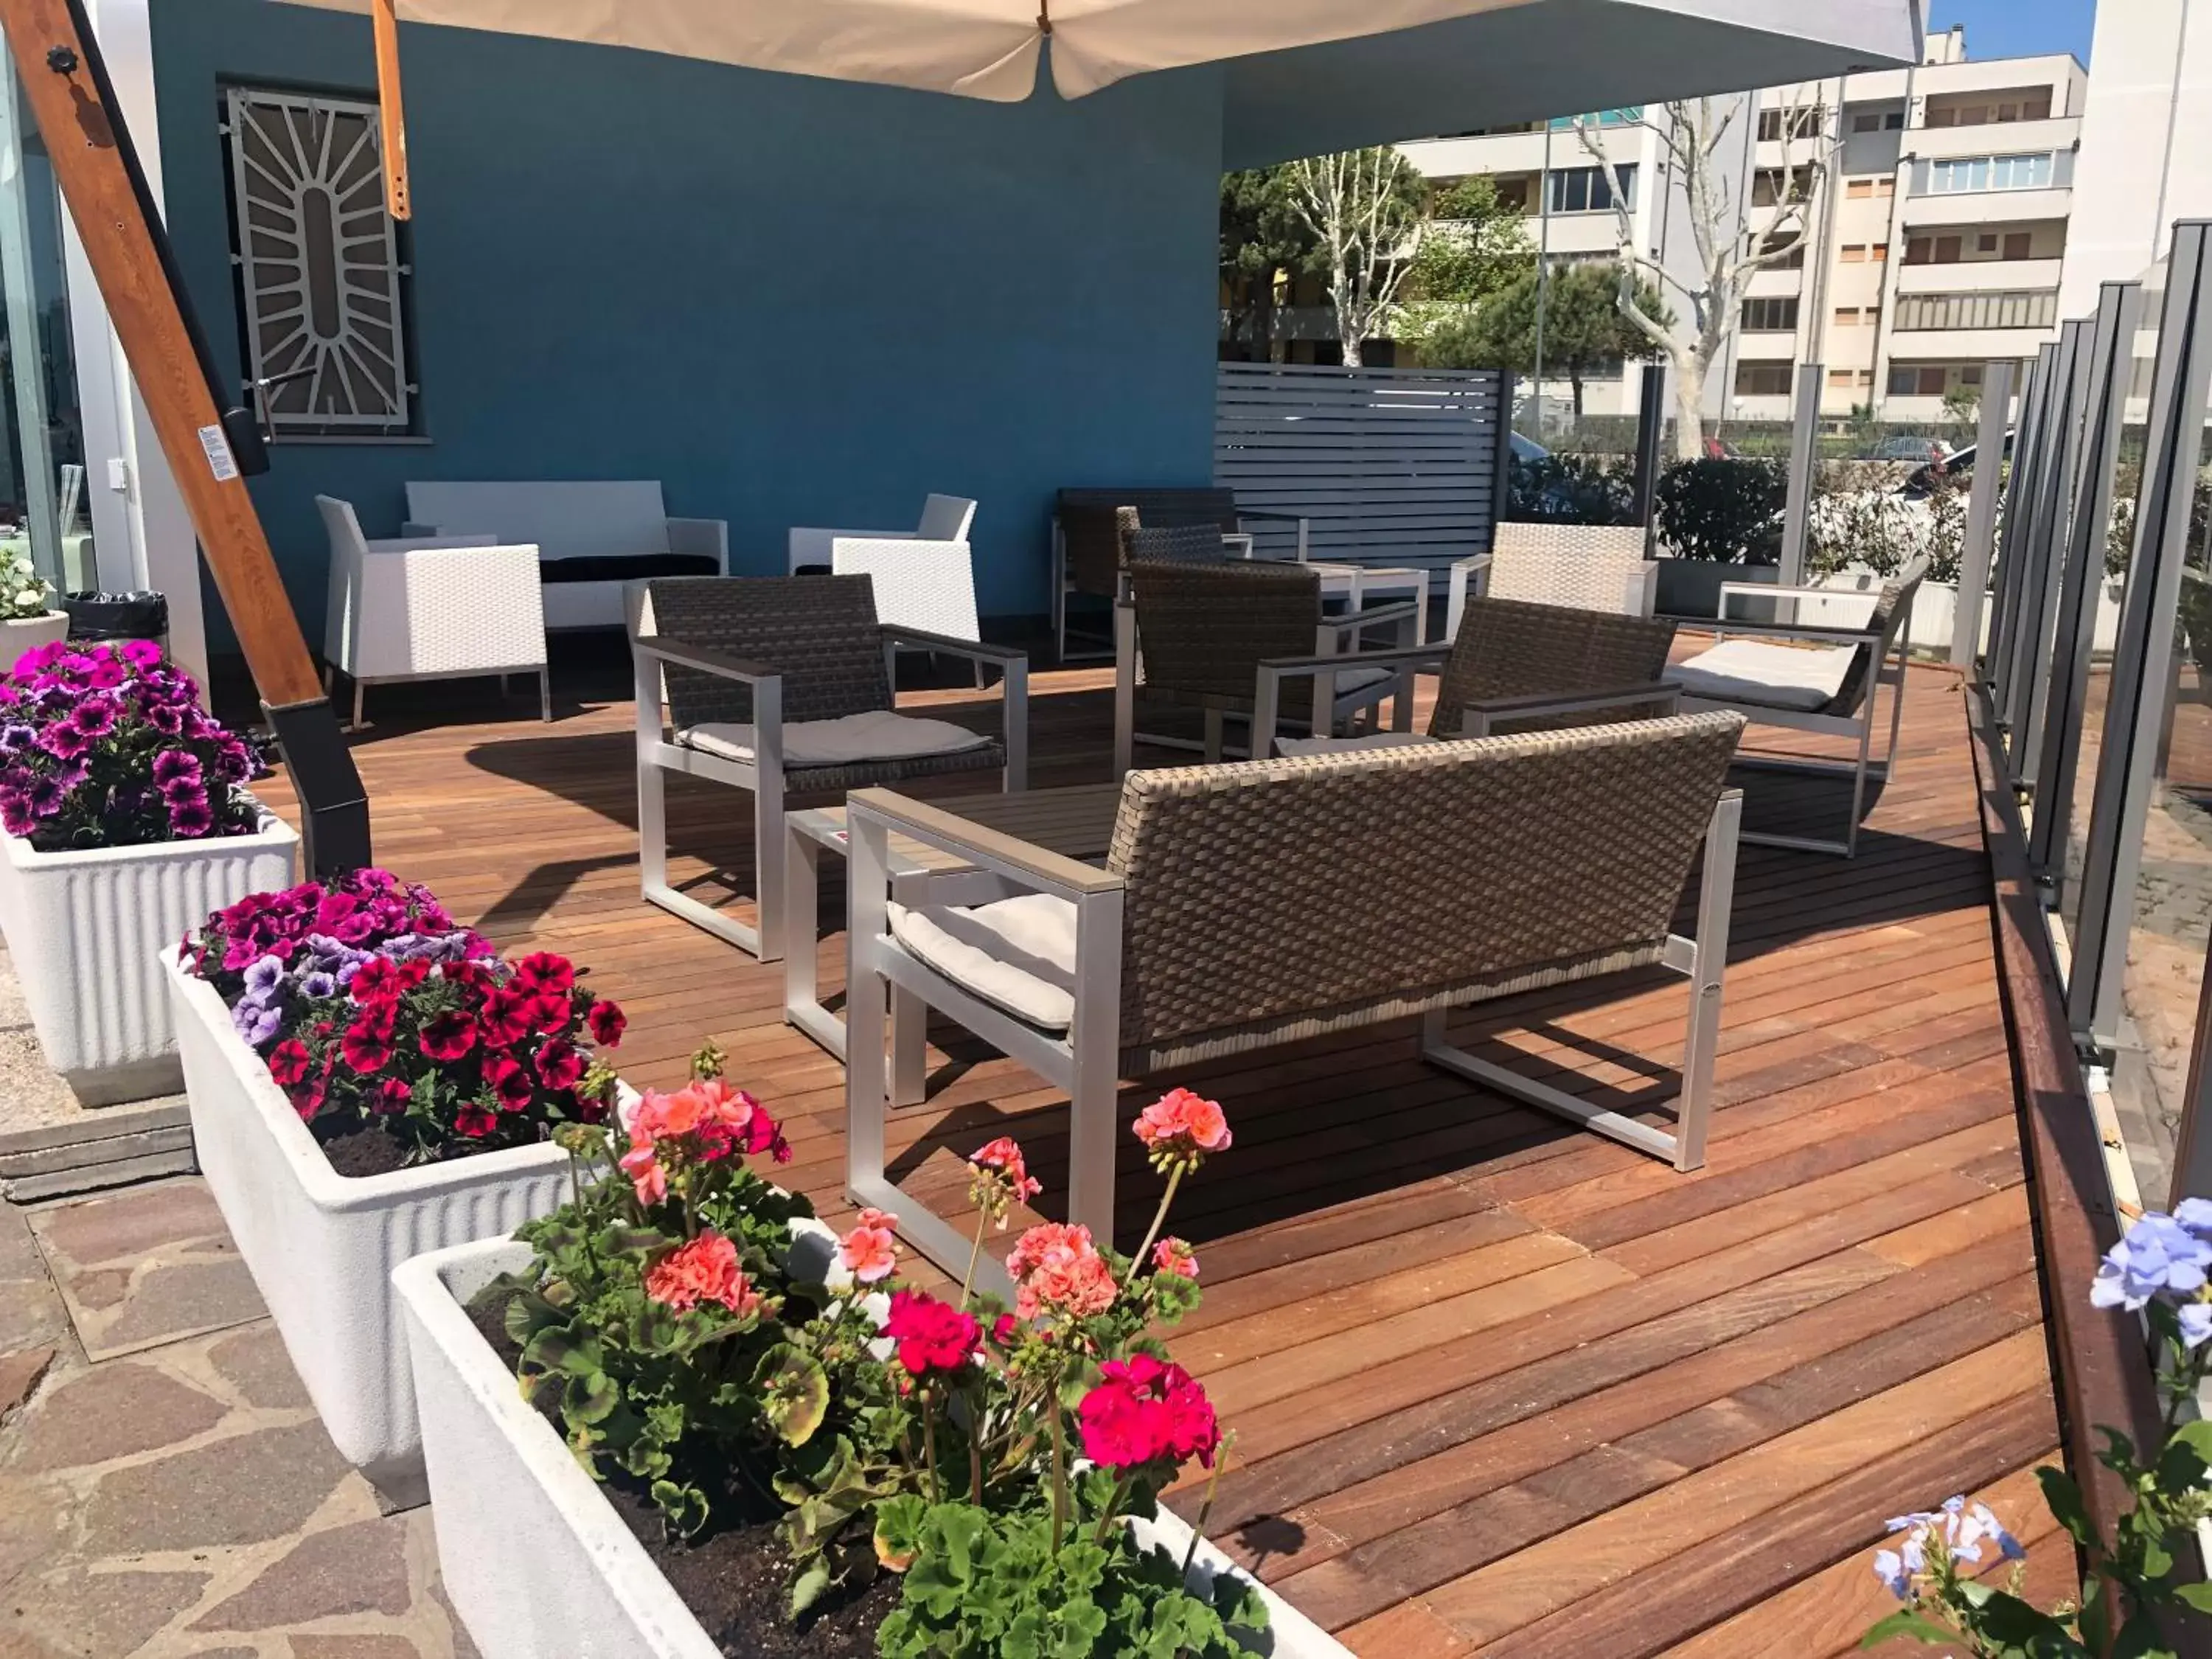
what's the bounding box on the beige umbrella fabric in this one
[285,0,1909,103]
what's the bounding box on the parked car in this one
[1865,434,1951,465]
[1900,432,2011,498]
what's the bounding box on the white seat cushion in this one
[679,709,993,768]
[1274,731,1439,758]
[886,893,1078,1031]
[1665,639,1861,713]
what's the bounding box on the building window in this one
[1758,107,1822,142]
[1851,111,1881,133]
[1888,364,1955,396]
[1870,242,1889,262]
[1924,93,2053,128]
[1876,178,1895,197]
[1834,306,1862,325]
[1924,152,2056,194]
[1847,178,1874,198]
[1734,363,1795,397]
[1752,165,1816,207]
[2003,231,2034,260]
[1551,108,1644,131]
[1545,164,1635,214]
[1840,243,1866,263]
[221,85,414,437]
[1741,296,1800,332]
[1893,289,2059,331]
[1756,230,1806,269]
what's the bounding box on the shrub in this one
[0,640,259,850]
[0,543,50,622]
[1509,453,1640,526]
[183,871,627,1160]
[1806,470,1973,588]
[1654,457,1786,563]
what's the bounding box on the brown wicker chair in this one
[1113,557,1420,773]
[1250,594,1681,759]
[1665,558,1927,857]
[1052,489,1314,660]
[845,712,1747,1282]
[627,574,1028,961]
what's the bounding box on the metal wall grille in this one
[223,86,411,437]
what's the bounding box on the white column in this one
[59,0,207,690]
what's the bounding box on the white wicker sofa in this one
[404,481,728,631]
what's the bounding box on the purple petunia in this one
[242,956,287,1000]
[35,723,91,761]
[169,799,215,838]
[230,998,283,1046]
[150,750,201,787]
[0,723,32,756]
[299,970,338,1000]
[70,698,119,738]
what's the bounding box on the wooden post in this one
[371,0,410,221]
[0,0,370,872]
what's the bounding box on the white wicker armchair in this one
[786,495,982,653]
[1447,524,1657,639]
[318,495,550,728]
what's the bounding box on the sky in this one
[1925,0,2095,65]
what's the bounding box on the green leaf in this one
[757,1345,831,1447]
[1859,1609,1963,1649]
[875,1494,927,1572]
[563,1369,620,1426]
[649,1478,708,1537]
[789,1556,832,1619]
[2176,1583,2212,1614]
[2112,1611,2180,1659]
[2037,1467,2100,1549]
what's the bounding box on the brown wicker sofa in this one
[844,712,1747,1283]
[627,574,1028,961]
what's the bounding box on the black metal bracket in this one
[261,698,372,877]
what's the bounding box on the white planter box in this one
[168,953,571,1503]
[397,1237,1354,1659]
[0,611,69,668]
[0,801,297,1104]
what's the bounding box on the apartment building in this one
[1398,27,2082,425]
[2059,0,2212,315]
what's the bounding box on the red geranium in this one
[266,1039,310,1086]
[881,1290,981,1378]
[587,999,625,1047]
[1077,1353,1220,1472]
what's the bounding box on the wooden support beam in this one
[0,0,370,871]
[371,0,410,220]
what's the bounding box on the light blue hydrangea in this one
[2090,1212,2212,1313]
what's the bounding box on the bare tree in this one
[1576,98,1827,459]
[1288,147,1427,368]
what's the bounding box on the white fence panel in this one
[1214,362,1509,574]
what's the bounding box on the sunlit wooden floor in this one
[247,643,2065,1658]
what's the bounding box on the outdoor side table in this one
[784,783,1122,1102]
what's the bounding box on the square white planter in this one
[0,611,69,669]
[0,801,298,1104]
[167,952,572,1503]
[397,1237,1354,1659]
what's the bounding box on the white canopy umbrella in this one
[287,0,1920,114]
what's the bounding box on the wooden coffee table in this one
[783,783,1121,1098]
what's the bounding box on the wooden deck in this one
[250,650,2068,1658]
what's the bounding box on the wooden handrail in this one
[1967,684,2208,1646]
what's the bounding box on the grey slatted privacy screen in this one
[1214,362,1507,572]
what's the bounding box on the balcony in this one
[1895,257,2065,293]
[1901,185,2072,228]
[1735,330,1801,359]
[1888,324,2059,360]
[1907,116,2079,161]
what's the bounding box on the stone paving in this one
[0,1178,476,1658]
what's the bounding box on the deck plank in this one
[238,650,2065,1657]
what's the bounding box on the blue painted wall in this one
[150,2,1225,638]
